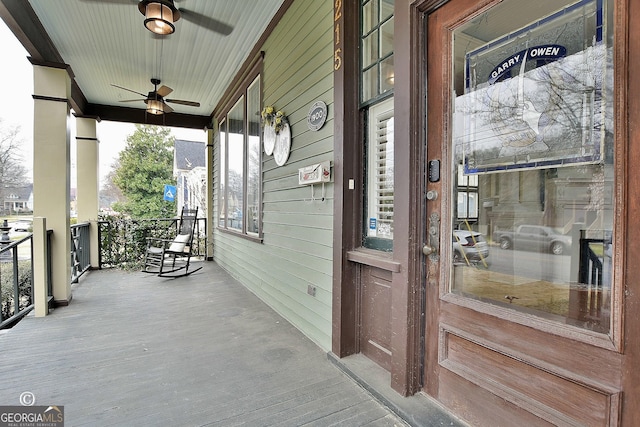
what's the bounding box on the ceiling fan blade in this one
[119,99,145,103]
[111,84,146,97]
[179,8,233,36]
[163,103,174,114]
[166,99,201,107]
[156,85,173,97]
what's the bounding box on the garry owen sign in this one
[488,44,567,84]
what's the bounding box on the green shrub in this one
[0,260,33,321]
[98,214,176,270]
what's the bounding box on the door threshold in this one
[327,353,468,427]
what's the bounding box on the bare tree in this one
[100,162,124,210]
[185,166,207,214]
[0,120,28,211]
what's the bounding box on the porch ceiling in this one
[0,0,285,128]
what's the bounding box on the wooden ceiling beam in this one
[86,103,212,129]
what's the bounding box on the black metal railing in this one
[574,235,607,324]
[0,235,35,329]
[1,221,96,329]
[71,222,92,283]
[47,230,53,297]
[98,216,207,268]
[579,237,604,287]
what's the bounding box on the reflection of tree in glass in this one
[247,134,261,233]
[457,44,610,169]
[186,168,207,213]
[226,169,243,230]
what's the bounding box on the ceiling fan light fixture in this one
[146,98,165,115]
[140,1,178,35]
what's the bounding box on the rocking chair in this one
[143,207,203,277]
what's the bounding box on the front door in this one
[423,0,625,424]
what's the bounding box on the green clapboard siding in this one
[213,0,334,351]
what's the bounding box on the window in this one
[361,1,394,251]
[450,0,614,333]
[219,120,227,227]
[218,75,262,237]
[364,97,394,251]
[456,165,478,220]
[361,0,394,104]
[246,79,261,234]
[226,98,244,232]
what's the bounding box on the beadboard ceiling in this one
[0,0,285,128]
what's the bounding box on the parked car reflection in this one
[453,230,490,266]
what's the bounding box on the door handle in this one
[422,245,435,256]
[424,212,440,261]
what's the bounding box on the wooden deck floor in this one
[0,262,407,427]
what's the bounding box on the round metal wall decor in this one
[273,123,291,166]
[307,101,327,131]
[263,124,277,155]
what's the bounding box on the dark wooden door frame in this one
[331,0,454,396]
[387,0,428,396]
[622,0,640,421]
[331,0,430,396]
[332,0,365,359]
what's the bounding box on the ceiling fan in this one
[112,78,200,115]
[84,0,233,36]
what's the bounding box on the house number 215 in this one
[334,0,343,70]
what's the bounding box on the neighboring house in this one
[2,184,33,213]
[174,139,206,216]
[2,185,78,216]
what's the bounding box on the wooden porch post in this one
[332,0,361,359]
[32,217,48,317]
[206,124,216,261]
[76,116,101,268]
[32,62,72,305]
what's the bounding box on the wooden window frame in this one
[217,68,263,241]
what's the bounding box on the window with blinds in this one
[365,97,394,250]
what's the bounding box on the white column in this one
[76,116,100,268]
[32,64,72,305]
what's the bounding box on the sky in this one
[0,19,205,188]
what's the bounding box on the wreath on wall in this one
[261,106,288,134]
